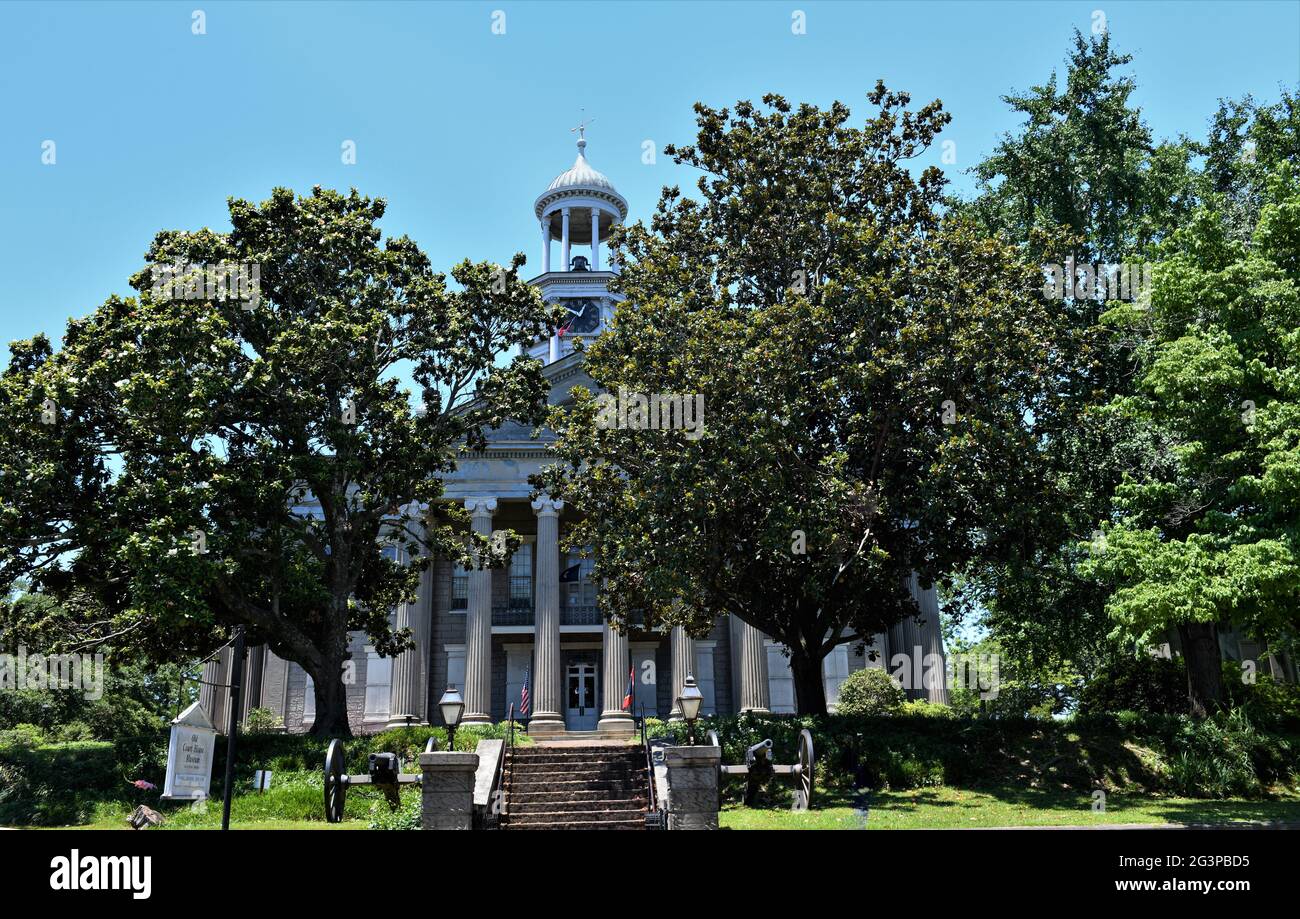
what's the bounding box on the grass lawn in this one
[720,785,1300,830]
[41,770,407,830]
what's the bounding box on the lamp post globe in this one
[439,685,465,750]
[678,674,704,744]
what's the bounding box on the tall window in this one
[365,649,392,719]
[302,672,315,725]
[563,549,596,608]
[509,544,533,609]
[450,567,468,612]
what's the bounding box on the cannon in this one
[323,737,437,823]
[710,728,815,811]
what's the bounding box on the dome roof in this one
[535,136,628,221]
[547,140,619,194]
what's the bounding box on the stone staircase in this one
[501,745,649,830]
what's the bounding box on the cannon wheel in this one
[424,736,437,754]
[324,739,346,823]
[706,729,720,748]
[792,729,814,812]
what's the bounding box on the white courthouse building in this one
[199,135,951,736]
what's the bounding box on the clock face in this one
[561,298,601,334]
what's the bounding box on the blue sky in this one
[1,0,1296,350]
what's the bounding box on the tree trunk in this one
[789,648,827,715]
[307,651,353,738]
[1177,621,1224,718]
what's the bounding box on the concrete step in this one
[504,787,648,804]
[509,797,647,815]
[512,748,644,764]
[508,765,645,780]
[503,819,645,830]
[510,752,643,764]
[504,808,648,827]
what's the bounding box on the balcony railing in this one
[488,604,647,628]
[561,604,602,626]
[492,605,534,626]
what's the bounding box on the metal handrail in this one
[487,702,515,828]
[640,704,664,828]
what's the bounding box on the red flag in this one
[622,665,634,711]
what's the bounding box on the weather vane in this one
[571,110,596,141]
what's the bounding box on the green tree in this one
[536,87,1076,713]
[955,30,1201,690]
[1083,166,1300,715]
[0,187,551,736]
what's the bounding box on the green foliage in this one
[0,187,553,736]
[835,668,904,716]
[648,710,1297,802]
[1076,653,1189,716]
[243,707,284,734]
[539,86,1078,714]
[0,722,49,749]
[368,787,422,830]
[1084,165,1300,713]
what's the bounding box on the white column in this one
[529,497,565,734]
[737,620,771,713]
[668,626,694,721]
[561,207,571,271]
[388,524,432,728]
[462,497,496,724]
[597,620,634,735]
[591,207,601,270]
[540,218,551,274]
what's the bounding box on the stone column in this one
[668,626,694,721]
[388,531,431,728]
[418,750,479,830]
[199,657,223,731]
[591,207,601,270]
[737,620,771,714]
[540,218,551,274]
[889,590,927,702]
[529,497,565,735]
[462,497,496,725]
[597,620,634,736]
[561,207,571,271]
[242,644,265,722]
[910,574,950,705]
[664,745,722,830]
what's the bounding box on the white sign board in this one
[162,701,217,801]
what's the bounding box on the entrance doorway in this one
[565,659,599,731]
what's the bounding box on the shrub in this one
[1076,653,1188,716]
[368,788,422,829]
[244,708,284,734]
[835,668,905,717]
[0,723,49,750]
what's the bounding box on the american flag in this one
[519,668,530,717]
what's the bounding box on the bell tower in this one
[530,125,628,364]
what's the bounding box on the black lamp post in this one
[439,685,464,751]
[677,673,704,746]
